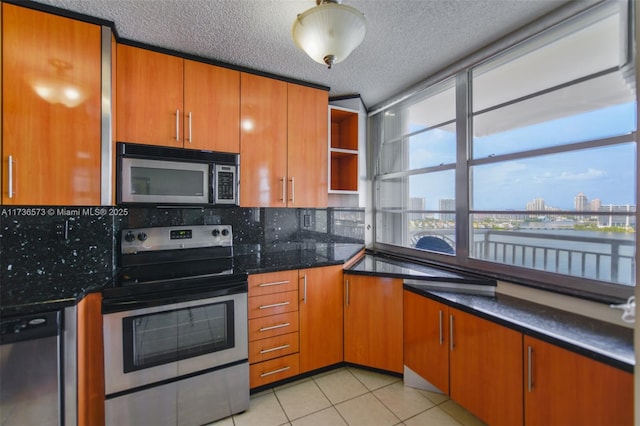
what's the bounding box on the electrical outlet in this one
[55,221,68,240]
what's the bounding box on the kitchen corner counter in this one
[346,252,634,372]
[0,271,113,317]
[234,242,364,274]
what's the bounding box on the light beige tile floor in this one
[209,367,486,426]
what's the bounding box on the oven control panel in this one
[121,225,232,254]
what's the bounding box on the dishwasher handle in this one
[0,310,60,344]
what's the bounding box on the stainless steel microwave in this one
[116,142,239,206]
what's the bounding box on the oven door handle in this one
[102,282,247,314]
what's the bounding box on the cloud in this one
[532,168,607,183]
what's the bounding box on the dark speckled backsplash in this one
[1,206,364,282]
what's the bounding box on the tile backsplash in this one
[1,206,364,282]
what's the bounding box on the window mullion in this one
[455,71,471,259]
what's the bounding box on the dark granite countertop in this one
[1,271,113,317]
[345,253,634,372]
[235,242,364,274]
[1,242,365,317]
[346,253,494,285]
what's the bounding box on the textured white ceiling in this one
[33,0,575,109]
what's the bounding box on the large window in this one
[375,79,457,253]
[372,0,636,301]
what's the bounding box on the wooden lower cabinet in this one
[249,353,300,389]
[248,270,300,388]
[344,274,403,373]
[77,292,105,426]
[298,265,343,373]
[524,335,633,426]
[403,290,449,394]
[449,307,523,426]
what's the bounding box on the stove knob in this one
[124,231,136,242]
[137,232,147,241]
[212,229,220,237]
[221,228,230,236]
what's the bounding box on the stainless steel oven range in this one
[102,225,248,426]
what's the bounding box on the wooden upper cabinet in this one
[116,44,184,147]
[239,72,288,207]
[403,290,449,394]
[344,274,403,373]
[449,307,523,426]
[2,3,102,205]
[298,265,344,373]
[239,75,328,208]
[183,59,239,152]
[116,46,240,152]
[524,335,633,426]
[287,84,328,208]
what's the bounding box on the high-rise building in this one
[526,197,546,217]
[574,192,589,211]
[598,204,637,228]
[439,198,455,221]
[409,197,426,221]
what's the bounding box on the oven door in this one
[119,157,211,204]
[103,292,247,395]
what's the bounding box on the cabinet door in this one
[344,275,403,373]
[116,44,183,147]
[449,308,523,426]
[524,335,632,426]
[183,60,240,153]
[239,73,287,207]
[299,265,344,373]
[77,293,105,426]
[2,3,101,205]
[403,290,449,394]
[286,84,328,207]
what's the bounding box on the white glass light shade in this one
[292,2,366,68]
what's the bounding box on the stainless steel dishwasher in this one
[0,308,77,426]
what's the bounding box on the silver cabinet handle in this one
[289,177,295,204]
[449,314,454,351]
[7,155,14,198]
[438,309,443,345]
[176,109,180,142]
[259,322,290,332]
[345,279,350,306]
[280,177,286,204]
[302,274,307,304]
[258,301,290,310]
[527,345,534,392]
[258,280,289,287]
[260,344,291,354]
[188,111,192,143]
[260,365,291,377]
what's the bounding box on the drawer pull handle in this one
[260,344,291,354]
[259,322,290,332]
[258,280,289,287]
[260,366,291,377]
[259,301,290,310]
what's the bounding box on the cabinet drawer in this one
[248,270,299,297]
[249,311,299,341]
[249,332,299,364]
[250,353,300,389]
[248,291,298,319]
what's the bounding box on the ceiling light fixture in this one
[291,0,366,69]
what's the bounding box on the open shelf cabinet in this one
[329,106,359,193]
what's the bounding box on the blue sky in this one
[409,102,637,211]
